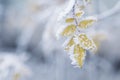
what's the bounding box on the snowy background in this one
[0,0,120,80]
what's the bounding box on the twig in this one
[72,0,78,26]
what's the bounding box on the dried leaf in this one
[75,11,84,17]
[65,18,74,23]
[65,37,75,50]
[61,24,76,36]
[78,18,96,29]
[74,44,86,68]
[78,33,96,50]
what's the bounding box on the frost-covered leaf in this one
[73,44,86,68]
[78,17,96,29]
[64,37,75,51]
[75,11,84,17]
[65,18,74,23]
[61,24,76,36]
[78,33,96,50]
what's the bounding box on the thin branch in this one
[72,0,78,26]
[72,0,81,34]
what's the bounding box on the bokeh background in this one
[0,0,120,80]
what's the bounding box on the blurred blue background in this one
[0,0,120,80]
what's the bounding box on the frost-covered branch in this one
[57,0,97,68]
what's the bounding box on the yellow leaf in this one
[74,44,86,68]
[75,11,84,17]
[65,37,75,50]
[78,33,96,50]
[61,24,76,36]
[65,18,74,23]
[78,18,96,29]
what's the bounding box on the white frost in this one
[57,0,75,21]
